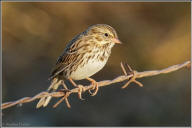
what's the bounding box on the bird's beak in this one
[113,38,122,44]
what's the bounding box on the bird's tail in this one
[36,78,61,108]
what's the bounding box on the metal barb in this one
[120,62,127,75]
[121,64,143,88]
[53,91,70,108]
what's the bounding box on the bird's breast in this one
[69,51,109,80]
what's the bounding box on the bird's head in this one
[86,24,122,47]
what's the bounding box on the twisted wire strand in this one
[1,61,190,110]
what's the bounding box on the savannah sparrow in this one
[36,24,121,108]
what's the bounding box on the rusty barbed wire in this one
[1,61,190,110]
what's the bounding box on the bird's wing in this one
[49,33,88,80]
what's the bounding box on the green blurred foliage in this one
[2,2,191,126]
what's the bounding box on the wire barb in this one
[120,62,127,75]
[120,63,143,88]
[53,91,71,108]
[121,70,143,89]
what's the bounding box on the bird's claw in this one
[88,81,99,96]
[77,85,85,100]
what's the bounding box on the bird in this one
[36,24,121,108]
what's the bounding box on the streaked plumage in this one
[36,24,121,108]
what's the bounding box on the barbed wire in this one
[1,61,190,110]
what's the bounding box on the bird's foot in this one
[87,77,99,96]
[68,78,85,100]
[77,85,85,100]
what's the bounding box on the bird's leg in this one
[86,77,99,96]
[60,80,69,91]
[68,78,85,100]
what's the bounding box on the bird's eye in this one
[104,33,109,37]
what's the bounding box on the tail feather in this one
[36,97,46,108]
[42,96,52,107]
[36,78,61,109]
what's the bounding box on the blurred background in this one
[2,2,191,126]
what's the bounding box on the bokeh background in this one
[2,2,191,126]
